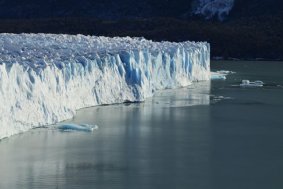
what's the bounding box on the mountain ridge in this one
[0,0,282,20]
[0,0,282,60]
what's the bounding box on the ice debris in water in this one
[211,70,235,80]
[216,70,236,75]
[0,33,210,139]
[58,123,98,132]
[211,72,226,80]
[240,80,264,87]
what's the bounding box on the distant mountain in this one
[0,0,281,20]
[0,0,282,60]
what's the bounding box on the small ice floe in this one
[216,70,236,75]
[211,70,235,80]
[57,123,98,132]
[240,80,264,88]
[211,72,226,80]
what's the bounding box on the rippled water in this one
[0,61,283,189]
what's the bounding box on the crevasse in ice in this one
[0,34,210,139]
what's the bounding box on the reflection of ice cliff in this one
[0,34,210,139]
[147,81,211,108]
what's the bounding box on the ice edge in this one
[0,34,210,139]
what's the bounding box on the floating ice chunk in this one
[240,80,264,87]
[211,72,226,80]
[216,70,236,75]
[57,123,98,132]
[211,70,235,80]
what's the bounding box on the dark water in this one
[1,61,283,189]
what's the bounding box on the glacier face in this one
[0,34,210,139]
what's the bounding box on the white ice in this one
[211,72,226,80]
[57,123,98,132]
[211,70,235,80]
[0,34,210,139]
[240,80,264,87]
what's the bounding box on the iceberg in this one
[211,70,235,80]
[57,123,98,132]
[0,34,210,139]
[211,72,226,80]
[240,80,264,88]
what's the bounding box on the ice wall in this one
[0,34,210,139]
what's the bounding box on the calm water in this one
[1,61,283,189]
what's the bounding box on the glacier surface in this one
[0,34,210,139]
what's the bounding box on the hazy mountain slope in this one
[0,0,282,21]
[0,0,282,59]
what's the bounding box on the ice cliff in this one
[0,34,210,139]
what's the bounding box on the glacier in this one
[0,34,210,139]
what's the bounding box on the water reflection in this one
[0,81,212,189]
[66,81,213,189]
[1,61,283,189]
[147,81,211,108]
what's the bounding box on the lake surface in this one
[1,61,283,189]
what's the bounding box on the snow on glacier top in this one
[0,33,207,71]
